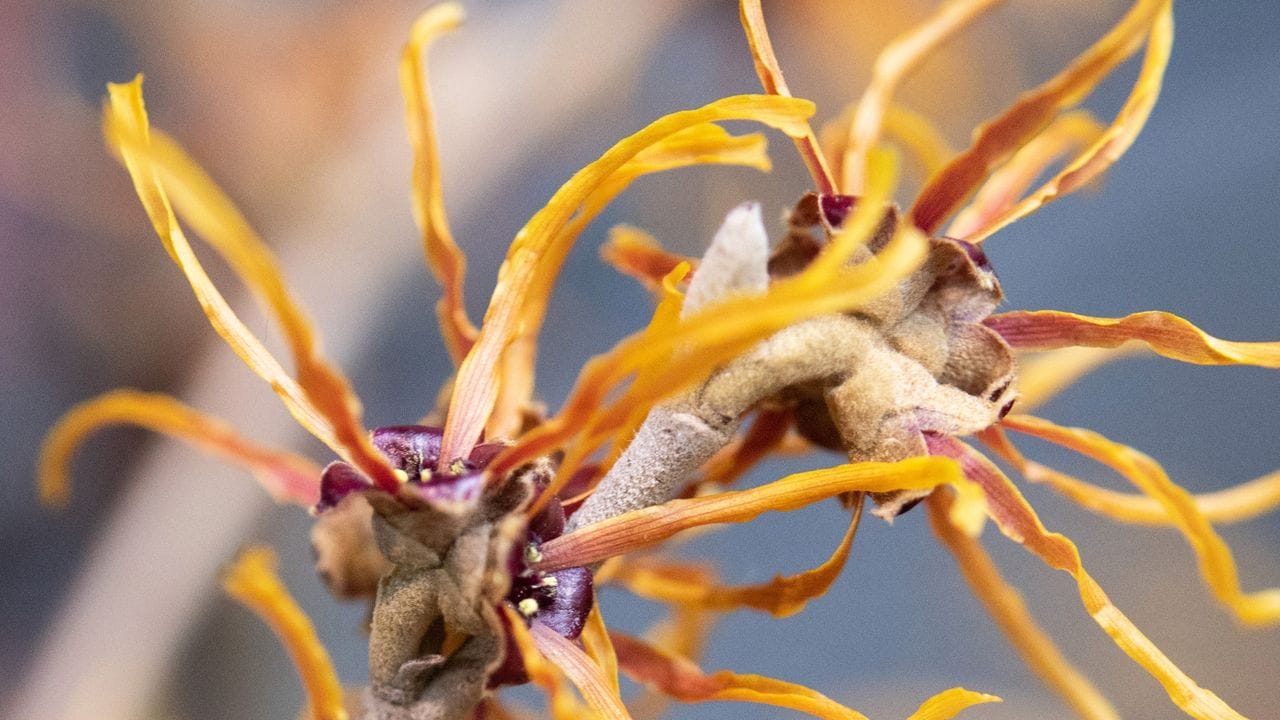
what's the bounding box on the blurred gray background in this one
[2,1,1278,718]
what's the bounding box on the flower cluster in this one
[41,1,1280,719]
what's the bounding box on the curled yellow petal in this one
[1024,462,1280,527]
[38,390,321,508]
[910,0,1168,233]
[612,630,869,720]
[103,77,399,492]
[948,110,1106,239]
[222,547,347,720]
[841,0,1004,194]
[927,435,1244,719]
[442,94,814,463]
[491,124,771,440]
[823,104,955,193]
[904,686,1003,720]
[926,492,1118,720]
[738,0,836,193]
[600,225,697,294]
[963,4,1173,243]
[1012,344,1144,412]
[400,2,478,365]
[497,150,924,507]
[615,500,861,618]
[537,456,983,573]
[1002,414,1280,626]
[987,310,1280,367]
[881,105,957,180]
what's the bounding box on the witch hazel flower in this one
[38,1,1280,719]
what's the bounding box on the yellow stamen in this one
[38,390,321,507]
[222,547,347,720]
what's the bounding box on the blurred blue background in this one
[2,1,1278,718]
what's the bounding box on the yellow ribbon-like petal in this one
[962,4,1173,243]
[910,0,1169,233]
[1027,462,1280,527]
[987,310,1280,367]
[490,124,771,439]
[600,225,696,294]
[582,603,621,697]
[612,630,869,720]
[38,390,321,507]
[530,621,632,720]
[536,456,982,573]
[441,94,814,464]
[738,0,836,193]
[103,78,399,492]
[927,492,1118,720]
[501,605,593,720]
[615,631,998,720]
[496,150,923,509]
[615,499,861,618]
[904,686,1003,720]
[841,0,1004,194]
[1003,414,1280,626]
[1011,344,1144,412]
[927,435,1245,719]
[948,110,1106,239]
[400,3,478,365]
[223,548,348,720]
